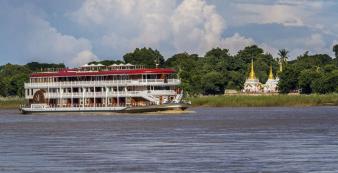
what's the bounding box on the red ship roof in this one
[30,68,176,77]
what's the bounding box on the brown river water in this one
[0,107,338,172]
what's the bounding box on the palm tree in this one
[278,49,289,65]
[333,44,338,58]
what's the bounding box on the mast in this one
[155,56,159,68]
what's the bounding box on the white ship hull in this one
[19,104,189,114]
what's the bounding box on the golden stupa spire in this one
[249,58,256,80]
[279,61,283,72]
[268,65,274,80]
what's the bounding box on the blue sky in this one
[1,0,337,67]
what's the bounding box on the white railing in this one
[147,90,176,96]
[25,79,180,88]
[46,91,141,98]
[43,90,176,99]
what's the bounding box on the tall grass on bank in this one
[190,94,338,107]
[0,97,25,109]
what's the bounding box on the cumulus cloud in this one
[258,43,279,57]
[220,33,255,55]
[170,0,225,54]
[332,40,338,48]
[304,33,326,50]
[72,0,260,57]
[25,18,96,67]
[70,50,98,66]
[235,3,305,26]
[230,0,330,28]
[72,0,175,50]
[0,2,97,67]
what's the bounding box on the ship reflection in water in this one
[0,107,338,172]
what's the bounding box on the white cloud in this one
[283,33,330,59]
[230,0,329,28]
[289,48,307,59]
[25,18,96,67]
[235,3,305,26]
[72,0,287,58]
[220,33,255,55]
[0,3,97,67]
[72,0,175,50]
[332,40,338,48]
[70,50,98,66]
[72,0,140,25]
[304,33,325,50]
[170,0,225,54]
[259,43,279,57]
[73,0,259,57]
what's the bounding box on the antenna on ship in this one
[155,56,159,68]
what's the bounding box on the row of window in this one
[30,74,177,83]
[26,86,174,96]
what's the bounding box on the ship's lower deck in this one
[19,103,189,114]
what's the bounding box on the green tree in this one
[164,53,198,68]
[205,47,230,59]
[312,70,338,94]
[25,62,65,71]
[123,47,164,68]
[294,53,332,69]
[0,76,7,96]
[88,60,124,66]
[278,66,300,93]
[298,69,321,94]
[226,71,244,90]
[236,45,264,63]
[0,64,30,96]
[200,71,224,95]
[165,52,202,96]
[278,49,289,66]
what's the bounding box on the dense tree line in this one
[279,52,337,94]
[0,62,65,97]
[0,45,337,97]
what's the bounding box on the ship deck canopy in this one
[109,63,136,70]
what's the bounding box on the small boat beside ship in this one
[19,63,189,114]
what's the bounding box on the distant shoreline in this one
[190,94,338,107]
[1,94,337,110]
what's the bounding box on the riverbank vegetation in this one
[0,97,25,109]
[190,94,338,107]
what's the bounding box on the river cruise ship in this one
[20,63,188,114]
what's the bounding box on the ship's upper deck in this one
[30,63,176,78]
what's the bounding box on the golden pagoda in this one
[268,65,274,80]
[263,64,278,93]
[242,59,262,93]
